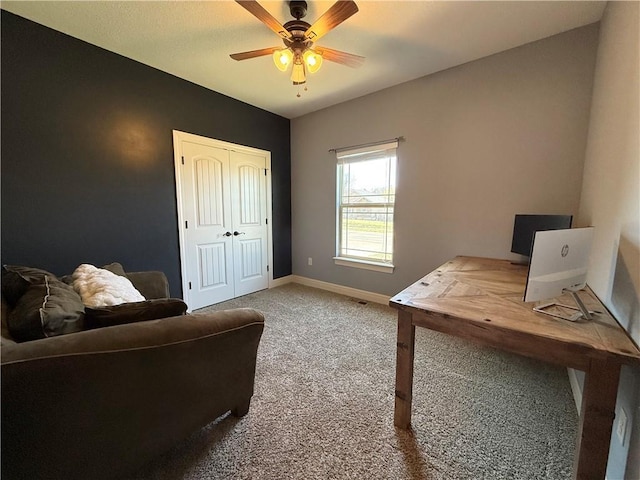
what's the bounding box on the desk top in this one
[390,256,640,369]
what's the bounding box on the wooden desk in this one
[390,256,640,480]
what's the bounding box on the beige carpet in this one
[131,283,578,479]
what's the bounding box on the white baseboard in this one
[567,368,583,413]
[269,274,389,304]
[287,275,390,305]
[269,275,294,288]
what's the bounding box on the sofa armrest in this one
[126,270,170,299]
[1,308,264,480]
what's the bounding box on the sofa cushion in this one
[7,275,85,342]
[72,264,145,307]
[1,265,55,307]
[84,298,188,329]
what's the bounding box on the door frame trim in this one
[172,130,273,308]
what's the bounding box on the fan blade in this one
[235,0,292,39]
[230,47,280,61]
[315,46,364,68]
[304,0,358,42]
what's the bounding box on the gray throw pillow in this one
[101,262,128,277]
[7,275,85,342]
[2,265,55,306]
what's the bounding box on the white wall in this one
[291,25,599,296]
[576,2,640,478]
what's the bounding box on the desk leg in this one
[573,360,620,480]
[394,310,415,429]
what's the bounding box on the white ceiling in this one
[2,1,606,119]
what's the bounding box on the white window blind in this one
[335,140,397,271]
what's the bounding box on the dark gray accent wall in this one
[1,10,292,297]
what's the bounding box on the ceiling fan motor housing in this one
[283,19,313,53]
[285,0,311,47]
[289,1,308,19]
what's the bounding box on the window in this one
[334,140,397,273]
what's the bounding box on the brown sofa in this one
[1,267,264,480]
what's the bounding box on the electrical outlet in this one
[308,257,313,266]
[616,407,628,445]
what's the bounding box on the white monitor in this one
[524,227,594,321]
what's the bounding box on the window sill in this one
[333,257,395,274]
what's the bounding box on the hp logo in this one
[561,244,569,257]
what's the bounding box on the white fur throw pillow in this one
[72,264,145,307]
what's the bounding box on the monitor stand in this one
[533,289,594,322]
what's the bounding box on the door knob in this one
[223,231,232,237]
[233,231,245,236]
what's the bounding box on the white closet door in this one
[174,131,270,310]
[180,141,234,309]
[230,150,269,297]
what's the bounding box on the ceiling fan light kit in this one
[273,48,293,71]
[231,0,364,94]
[291,62,306,85]
[303,49,322,73]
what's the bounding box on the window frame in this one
[333,140,398,273]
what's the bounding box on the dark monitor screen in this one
[511,214,573,257]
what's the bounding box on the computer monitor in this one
[511,214,573,258]
[524,227,594,321]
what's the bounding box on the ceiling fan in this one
[230,0,364,89]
